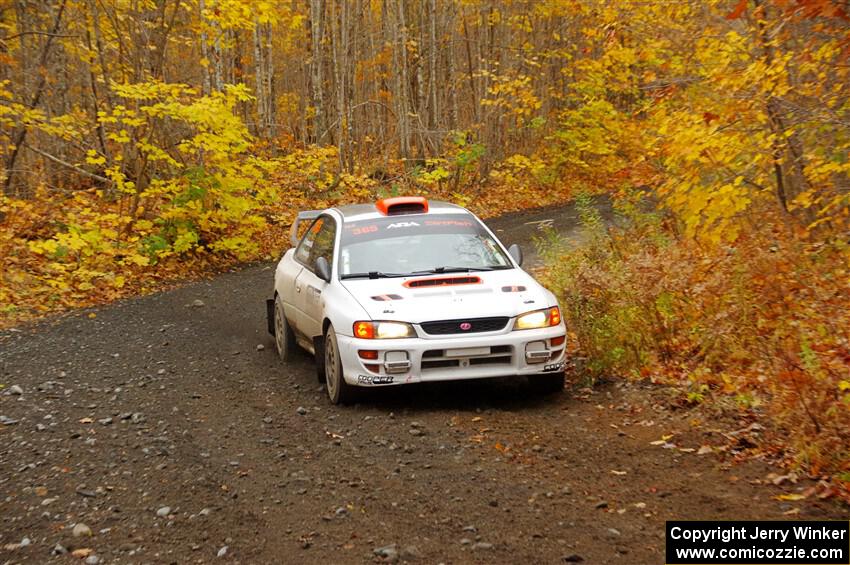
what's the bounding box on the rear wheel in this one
[324,326,357,405]
[529,371,565,394]
[273,295,295,362]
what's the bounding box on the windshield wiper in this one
[413,265,512,274]
[340,271,409,280]
[342,265,512,279]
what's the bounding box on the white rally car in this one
[267,196,567,404]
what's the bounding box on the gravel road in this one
[1,201,842,564]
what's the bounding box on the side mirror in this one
[315,256,332,282]
[508,244,523,267]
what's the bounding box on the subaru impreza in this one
[267,197,566,404]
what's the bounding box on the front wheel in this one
[324,326,357,405]
[529,371,565,394]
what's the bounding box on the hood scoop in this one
[404,275,481,288]
[502,285,527,292]
[371,294,403,301]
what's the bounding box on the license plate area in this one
[421,345,513,371]
[445,346,491,358]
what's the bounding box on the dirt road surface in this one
[1,202,842,564]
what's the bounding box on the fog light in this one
[384,351,411,374]
[359,350,379,360]
[550,335,566,347]
[525,340,550,364]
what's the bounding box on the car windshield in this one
[338,214,512,278]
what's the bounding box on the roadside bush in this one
[539,193,850,489]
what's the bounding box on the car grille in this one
[419,316,510,335]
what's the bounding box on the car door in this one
[294,215,337,339]
[288,218,320,337]
[276,248,303,325]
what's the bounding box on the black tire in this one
[324,326,357,405]
[273,295,295,362]
[529,371,565,394]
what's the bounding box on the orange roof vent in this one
[376,196,429,216]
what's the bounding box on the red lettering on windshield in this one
[424,220,473,227]
[349,225,378,236]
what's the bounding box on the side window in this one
[295,218,323,265]
[309,218,337,271]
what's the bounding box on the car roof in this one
[331,200,471,223]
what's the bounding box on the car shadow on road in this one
[281,341,574,412]
[351,376,567,413]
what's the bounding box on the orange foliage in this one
[540,196,850,497]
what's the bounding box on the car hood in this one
[340,269,553,324]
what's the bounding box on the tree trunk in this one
[84,26,108,157]
[330,0,346,169]
[753,0,809,221]
[414,0,428,157]
[461,14,478,124]
[253,19,267,138]
[446,5,458,131]
[199,0,211,93]
[212,23,223,91]
[428,0,438,146]
[394,0,411,161]
[265,22,275,139]
[309,0,325,143]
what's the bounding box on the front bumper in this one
[335,325,567,386]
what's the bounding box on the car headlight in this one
[513,307,561,330]
[353,321,416,339]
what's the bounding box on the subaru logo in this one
[459,322,472,331]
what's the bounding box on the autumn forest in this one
[1,0,849,493]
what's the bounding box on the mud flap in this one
[265,299,275,336]
[313,335,326,383]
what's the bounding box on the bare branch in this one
[23,143,113,186]
[1,31,78,42]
